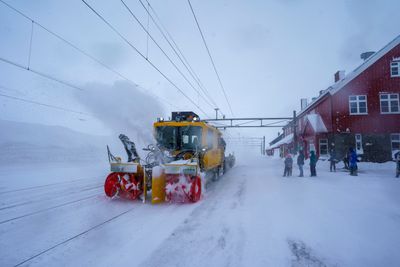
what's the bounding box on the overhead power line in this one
[0,0,181,110]
[187,0,234,116]
[0,56,84,91]
[121,0,215,110]
[138,0,220,111]
[81,0,211,117]
[0,85,89,116]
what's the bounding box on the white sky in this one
[0,0,399,142]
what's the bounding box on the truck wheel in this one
[211,169,219,181]
[218,165,224,177]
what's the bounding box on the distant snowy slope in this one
[0,120,113,164]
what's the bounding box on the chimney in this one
[360,51,375,61]
[301,98,308,110]
[334,70,345,83]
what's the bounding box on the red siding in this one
[331,44,400,134]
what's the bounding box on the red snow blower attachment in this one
[104,135,144,200]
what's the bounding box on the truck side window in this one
[207,129,214,149]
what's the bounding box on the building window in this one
[391,134,400,156]
[380,93,399,114]
[391,60,400,77]
[349,95,368,115]
[319,139,328,155]
[355,134,363,154]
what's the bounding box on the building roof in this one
[305,114,328,133]
[297,34,400,118]
[269,134,284,146]
[266,133,293,150]
[329,34,400,95]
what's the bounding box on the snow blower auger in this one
[104,111,235,204]
[104,134,144,200]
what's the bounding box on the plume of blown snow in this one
[77,80,165,146]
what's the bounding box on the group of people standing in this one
[282,147,358,177]
[283,149,317,177]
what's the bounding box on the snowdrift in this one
[0,120,112,165]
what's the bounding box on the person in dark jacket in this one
[349,147,358,176]
[394,151,400,178]
[297,150,305,177]
[309,150,317,177]
[329,148,336,172]
[283,154,293,177]
[343,152,350,170]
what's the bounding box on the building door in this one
[355,134,363,155]
[319,139,328,157]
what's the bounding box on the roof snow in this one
[266,133,293,149]
[306,114,328,133]
[330,34,400,95]
[297,34,400,118]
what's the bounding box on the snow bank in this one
[0,119,114,165]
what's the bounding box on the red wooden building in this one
[270,35,400,162]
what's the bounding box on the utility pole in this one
[263,136,266,155]
[293,110,297,154]
[214,108,219,119]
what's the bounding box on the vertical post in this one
[214,108,219,119]
[260,141,263,155]
[263,136,266,155]
[293,110,297,154]
[27,20,34,70]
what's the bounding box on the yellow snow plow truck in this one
[104,111,235,204]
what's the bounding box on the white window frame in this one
[349,95,368,115]
[391,60,400,77]
[355,134,363,154]
[319,139,328,155]
[380,93,400,114]
[391,133,400,156]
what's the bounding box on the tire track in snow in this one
[0,183,102,211]
[288,239,337,267]
[13,206,136,267]
[0,176,102,195]
[140,166,247,267]
[0,193,101,225]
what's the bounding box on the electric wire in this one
[0,56,84,91]
[120,0,215,110]
[81,0,210,117]
[0,0,181,110]
[187,0,234,116]
[144,0,210,95]
[138,0,220,111]
[0,85,90,116]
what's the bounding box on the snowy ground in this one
[1,153,400,267]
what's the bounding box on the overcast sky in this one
[1,0,399,142]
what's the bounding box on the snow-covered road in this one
[1,156,400,267]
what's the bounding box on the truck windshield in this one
[155,126,202,151]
